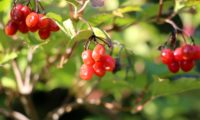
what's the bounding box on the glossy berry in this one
[10,4,23,22]
[182,44,195,60]
[21,6,31,18]
[80,64,94,80]
[160,49,174,64]
[82,50,95,65]
[49,19,59,32]
[101,55,115,71]
[29,25,38,32]
[173,47,183,61]
[193,45,200,60]
[18,21,29,33]
[180,60,194,72]
[38,18,50,29]
[5,20,18,36]
[93,62,106,77]
[39,28,51,40]
[167,61,179,73]
[92,44,106,61]
[26,12,39,28]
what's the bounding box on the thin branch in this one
[0,108,30,120]
[20,95,38,120]
[157,0,163,21]
[77,0,89,14]
[12,60,24,93]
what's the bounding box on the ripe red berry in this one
[82,50,95,66]
[38,17,50,29]
[173,47,183,61]
[28,25,38,32]
[21,6,31,18]
[18,21,29,33]
[167,61,179,73]
[101,55,115,71]
[160,49,174,64]
[181,44,195,60]
[180,60,194,72]
[39,28,51,40]
[92,44,106,61]
[193,45,200,60]
[26,12,39,28]
[93,62,106,77]
[49,19,59,32]
[5,20,18,36]
[80,64,94,80]
[10,4,23,22]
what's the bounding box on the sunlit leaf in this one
[63,19,76,38]
[0,52,17,64]
[46,12,63,22]
[73,30,93,41]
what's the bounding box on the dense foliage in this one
[1,0,200,120]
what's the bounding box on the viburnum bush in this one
[1,0,200,120]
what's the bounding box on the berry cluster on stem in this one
[5,3,60,40]
[80,44,115,80]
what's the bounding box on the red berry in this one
[39,28,51,40]
[93,62,106,77]
[26,12,39,28]
[82,50,95,65]
[173,47,183,61]
[28,25,38,32]
[21,6,31,18]
[181,44,195,60]
[101,55,115,71]
[167,61,179,73]
[180,60,194,72]
[92,44,106,61]
[160,49,174,64]
[18,21,29,33]
[10,4,23,22]
[5,20,18,36]
[80,64,94,80]
[11,9,24,23]
[38,17,50,29]
[49,19,59,32]
[193,45,200,60]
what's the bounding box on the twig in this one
[0,108,30,120]
[34,0,39,13]
[77,0,89,15]
[20,95,38,120]
[12,60,24,93]
[46,102,81,120]
[157,0,163,21]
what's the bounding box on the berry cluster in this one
[80,44,116,80]
[160,44,200,73]
[5,4,59,40]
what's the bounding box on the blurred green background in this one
[1,0,200,120]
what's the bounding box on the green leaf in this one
[113,5,142,17]
[1,77,16,90]
[73,30,93,41]
[150,75,200,97]
[63,19,76,38]
[0,52,17,64]
[93,27,107,39]
[46,12,62,22]
[89,13,114,26]
[115,17,135,26]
